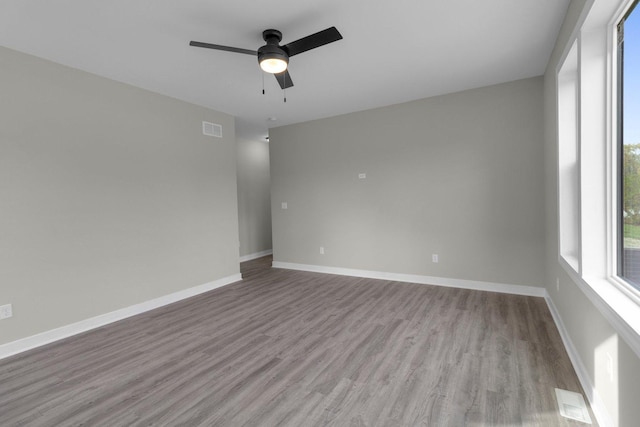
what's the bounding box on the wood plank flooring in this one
[0,256,596,426]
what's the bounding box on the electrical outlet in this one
[0,304,13,320]
[320,247,325,255]
[281,202,288,210]
[432,254,439,263]
[358,173,367,179]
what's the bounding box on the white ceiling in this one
[0,0,569,141]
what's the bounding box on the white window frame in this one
[556,0,640,359]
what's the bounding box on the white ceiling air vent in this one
[202,121,222,138]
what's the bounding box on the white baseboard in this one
[0,273,242,361]
[545,292,613,427]
[272,261,546,297]
[239,249,273,263]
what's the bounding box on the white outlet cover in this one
[281,202,288,209]
[358,173,366,179]
[432,254,439,263]
[0,304,13,319]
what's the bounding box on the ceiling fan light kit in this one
[259,57,288,73]
[190,26,342,91]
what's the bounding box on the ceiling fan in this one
[190,27,343,89]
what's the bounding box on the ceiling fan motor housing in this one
[258,29,289,67]
[257,44,289,64]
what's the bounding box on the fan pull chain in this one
[283,73,287,103]
[262,73,265,95]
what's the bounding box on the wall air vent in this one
[202,121,222,138]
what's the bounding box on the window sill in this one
[560,254,580,274]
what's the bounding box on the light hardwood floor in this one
[0,256,596,426]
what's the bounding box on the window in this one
[618,0,640,291]
[558,41,580,272]
[553,0,640,357]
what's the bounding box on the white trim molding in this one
[272,261,546,297]
[545,291,614,427]
[239,249,273,263]
[0,273,242,360]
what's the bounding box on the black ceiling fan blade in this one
[274,70,294,89]
[189,41,257,56]
[282,27,342,57]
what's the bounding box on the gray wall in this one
[236,138,272,258]
[543,1,640,425]
[0,46,240,345]
[270,77,545,288]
